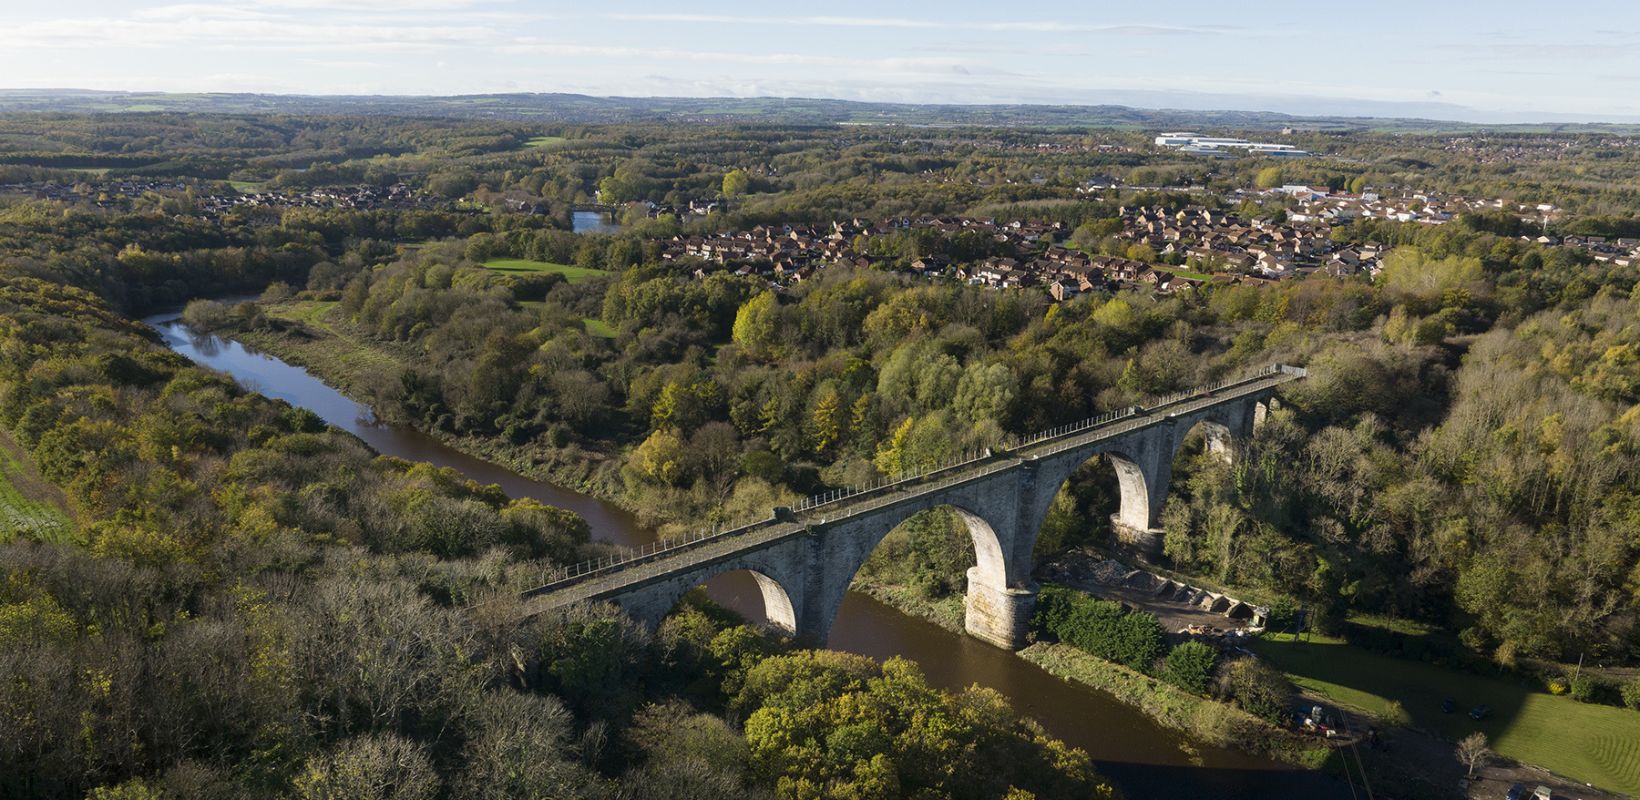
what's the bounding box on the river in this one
[145,313,1340,800]
[572,210,621,235]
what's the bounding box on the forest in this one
[2,112,1640,798]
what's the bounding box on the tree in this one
[722,169,751,197]
[1456,732,1491,778]
[1255,167,1284,189]
[294,734,441,800]
[810,385,843,456]
[1161,641,1219,695]
[1214,658,1292,723]
[731,291,780,359]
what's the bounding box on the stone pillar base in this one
[964,567,1037,650]
[1110,514,1164,557]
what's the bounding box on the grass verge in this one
[1020,641,1330,769]
[1252,632,1640,795]
[0,430,75,545]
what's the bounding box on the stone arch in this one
[806,493,1018,646]
[628,562,802,636]
[1173,417,1235,463]
[739,569,799,634]
[1027,436,1177,561]
[1106,450,1155,531]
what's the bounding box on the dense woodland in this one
[3,113,1640,797]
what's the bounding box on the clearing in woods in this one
[482,259,608,283]
[0,431,74,544]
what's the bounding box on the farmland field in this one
[524,135,567,148]
[482,258,607,283]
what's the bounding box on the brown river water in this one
[146,313,1345,799]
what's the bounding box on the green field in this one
[0,436,73,545]
[524,135,567,148]
[276,300,339,326]
[516,302,616,338]
[483,259,607,283]
[1253,633,1640,795]
[229,180,265,193]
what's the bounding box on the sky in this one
[3,0,1639,122]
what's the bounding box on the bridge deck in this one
[520,366,1302,614]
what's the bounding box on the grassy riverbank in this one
[1020,641,1332,770]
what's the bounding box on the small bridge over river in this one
[520,364,1306,649]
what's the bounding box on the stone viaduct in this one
[520,365,1305,650]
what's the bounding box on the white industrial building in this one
[1153,132,1310,158]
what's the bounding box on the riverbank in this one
[1020,642,1330,769]
[227,300,630,508]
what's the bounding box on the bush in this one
[1568,673,1602,704]
[1266,597,1300,632]
[1161,641,1219,695]
[1034,586,1166,671]
[1215,658,1293,724]
[1547,678,1568,696]
[180,298,232,331]
[1622,677,1640,711]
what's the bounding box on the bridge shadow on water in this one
[702,575,1353,800]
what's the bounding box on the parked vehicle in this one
[1470,703,1491,720]
[1441,697,1457,713]
[1504,783,1526,800]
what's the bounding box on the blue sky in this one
[3,0,1638,122]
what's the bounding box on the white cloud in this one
[605,13,1231,36]
[251,0,502,9]
[0,14,504,51]
[134,5,280,21]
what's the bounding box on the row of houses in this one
[1262,185,1558,229]
[1114,204,1387,279]
[0,179,188,204]
[0,180,438,216]
[661,215,1273,299]
[198,184,434,217]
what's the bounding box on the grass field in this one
[517,302,616,338]
[229,180,266,193]
[524,135,566,148]
[483,259,608,283]
[248,300,407,392]
[0,433,74,545]
[1253,632,1640,795]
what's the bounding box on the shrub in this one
[1215,658,1293,724]
[1547,678,1568,695]
[1034,586,1166,671]
[1162,641,1219,695]
[180,298,232,331]
[1567,673,1602,704]
[1622,677,1640,711]
[1265,597,1300,632]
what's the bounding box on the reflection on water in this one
[146,315,647,546]
[149,313,1338,800]
[572,210,621,235]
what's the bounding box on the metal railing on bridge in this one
[523,363,1300,597]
